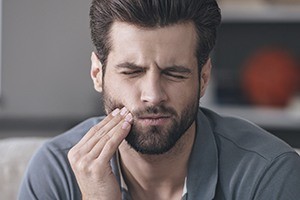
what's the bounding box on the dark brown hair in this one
[90,0,221,74]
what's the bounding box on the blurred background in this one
[0,0,102,139]
[203,0,300,148]
[0,0,300,147]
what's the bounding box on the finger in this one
[75,107,124,149]
[73,107,130,156]
[82,108,129,151]
[92,108,130,140]
[96,117,132,163]
[67,110,123,171]
[87,113,133,160]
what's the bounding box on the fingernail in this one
[122,121,131,130]
[112,108,120,116]
[125,113,133,122]
[120,107,127,116]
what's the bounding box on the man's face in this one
[93,22,209,154]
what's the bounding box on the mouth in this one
[137,115,171,126]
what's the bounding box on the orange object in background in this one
[242,48,299,108]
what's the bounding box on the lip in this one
[137,115,171,126]
[139,114,171,119]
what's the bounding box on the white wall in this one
[0,0,102,119]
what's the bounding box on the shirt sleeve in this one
[253,152,300,200]
[18,142,81,200]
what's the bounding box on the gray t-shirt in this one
[18,108,300,199]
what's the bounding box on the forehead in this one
[107,21,198,67]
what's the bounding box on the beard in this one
[102,90,199,155]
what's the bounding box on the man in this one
[19,0,300,199]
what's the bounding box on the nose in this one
[140,73,168,105]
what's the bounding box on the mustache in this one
[132,105,177,118]
[102,94,177,117]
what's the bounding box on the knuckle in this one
[96,129,107,139]
[113,114,124,121]
[105,140,116,150]
[100,132,111,141]
[78,162,87,172]
[94,132,111,145]
[89,162,100,173]
[68,149,80,163]
[78,160,101,176]
[89,126,99,134]
[76,158,91,172]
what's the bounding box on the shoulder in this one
[18,116,104,199]
[30,116,104,163]
[29,116,105,172]
[200,108,300,199]
[201,107,295,161]
[43,116,104,153]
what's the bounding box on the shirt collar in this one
[116,151,188,198]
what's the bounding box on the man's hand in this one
[68,107,132,200]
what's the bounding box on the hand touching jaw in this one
[68,107,132,200]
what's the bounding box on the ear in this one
[90,52,103,93]
[200,58,212,97]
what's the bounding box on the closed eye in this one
[121,70,143,75]
[163,71,187,79]
[116,62,146,77]
[162,66,191,80]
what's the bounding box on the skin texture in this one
[68,107,133,200]
[68,21,211,200]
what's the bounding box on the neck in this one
[118,122,196,200]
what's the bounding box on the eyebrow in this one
[115,62,144,70]
[115,62,192,74]
[163,65,192,74]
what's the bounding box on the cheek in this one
[169,81,200,110]
[105,79,139,108]
[174,90,198,108]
